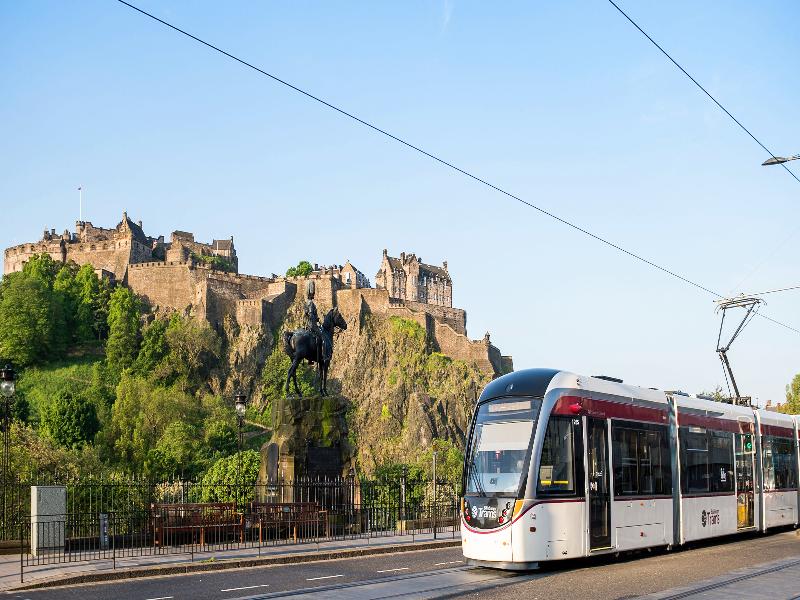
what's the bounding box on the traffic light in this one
[744,434,753,453]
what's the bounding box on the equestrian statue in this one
[282,281,347,397]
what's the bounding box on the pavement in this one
[0,531,460,592]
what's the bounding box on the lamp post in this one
[762,154,799,166]
[0,365,16,481]
[234,390,247,507]
[0,365,16,540]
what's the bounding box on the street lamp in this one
[234,390,247,507]
[0,365,16,479]
[762,154,800,166]
[0,364,16,540]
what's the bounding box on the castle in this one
[4,214,512,376]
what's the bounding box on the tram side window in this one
[710,433,734,493]
[763,436,798,491]
[537,417,584,496]
[612,422,671,497]
[680,428,709,493]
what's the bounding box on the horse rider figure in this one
[304,281,332,365]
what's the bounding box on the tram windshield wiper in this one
[469,457,486,497]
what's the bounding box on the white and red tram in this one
[461,369,799,569]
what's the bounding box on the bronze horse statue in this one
[282,307,347,397]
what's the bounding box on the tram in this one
[461,369,799,569]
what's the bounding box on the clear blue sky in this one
[2,1,798,404]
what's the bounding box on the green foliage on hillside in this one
[16,355,104,423]
[41,389,100,449]
[105,286,140,381]
[285,260,313,277]
[0,255,110,366]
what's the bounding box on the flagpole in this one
[78,186,83,221]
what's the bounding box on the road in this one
[6,531,799,600]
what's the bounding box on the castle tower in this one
[374,249,452,307]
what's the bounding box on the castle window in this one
[103,244,108,250]
[90,245,96,251]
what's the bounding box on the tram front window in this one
[466,398,541,496]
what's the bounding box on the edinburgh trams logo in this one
[701,509,720,527]
[472,505,497,519]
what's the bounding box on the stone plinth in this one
[30,486,66,557]
[257,393,354,500]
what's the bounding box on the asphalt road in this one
[6,531,799,600]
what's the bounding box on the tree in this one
[74,264,107,341]
[41,389,100,448]
[132,318,169,375]
[53,264,80,343]
[106,286,140,379]
[108,374,201,470]
[22,253,60,288]
[200,450,261,504]
[779,374,800,415]
[286,260,313,277]
[145,421,201,479]
[156,315,221,389]
[0,275,54,365]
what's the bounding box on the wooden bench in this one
[151,502,243,547]
[250,502,329,543]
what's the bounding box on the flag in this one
[78,186,82,191]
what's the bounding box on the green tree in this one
[0,275,54,365]
[132,318,169,375]
[22,253,60,288]
[53,264,80,343]
[145,421,201,478]
[74,264,107,341]
[108,374,201,470]
[200,450,260,504]
[106,286,140,379]
[779,374,800,414]
[286,260,313,277]
[201,394,237,456]
[41,389,100,448]
[156,315,221,389]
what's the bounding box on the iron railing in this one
[10,475,461,582]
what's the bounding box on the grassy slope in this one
[17,354,102,422]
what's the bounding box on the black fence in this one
[8,475,461,582]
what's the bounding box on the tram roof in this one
[482,369,796,430]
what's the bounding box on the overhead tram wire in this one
[115,0,800,337]
[607,0,800,187]
[745,284,800,297]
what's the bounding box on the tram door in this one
[735,432,755,529]
[588,418,611,550]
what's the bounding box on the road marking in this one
[306,574,344,581]
[377,567,410,573]
[144,597,174,600]
[434,560,463,566]
[220,584,270,592]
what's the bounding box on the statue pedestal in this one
[257,393,353,496]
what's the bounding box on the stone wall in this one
[127,262,199,314]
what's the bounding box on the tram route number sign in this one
[701,508,720,528]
